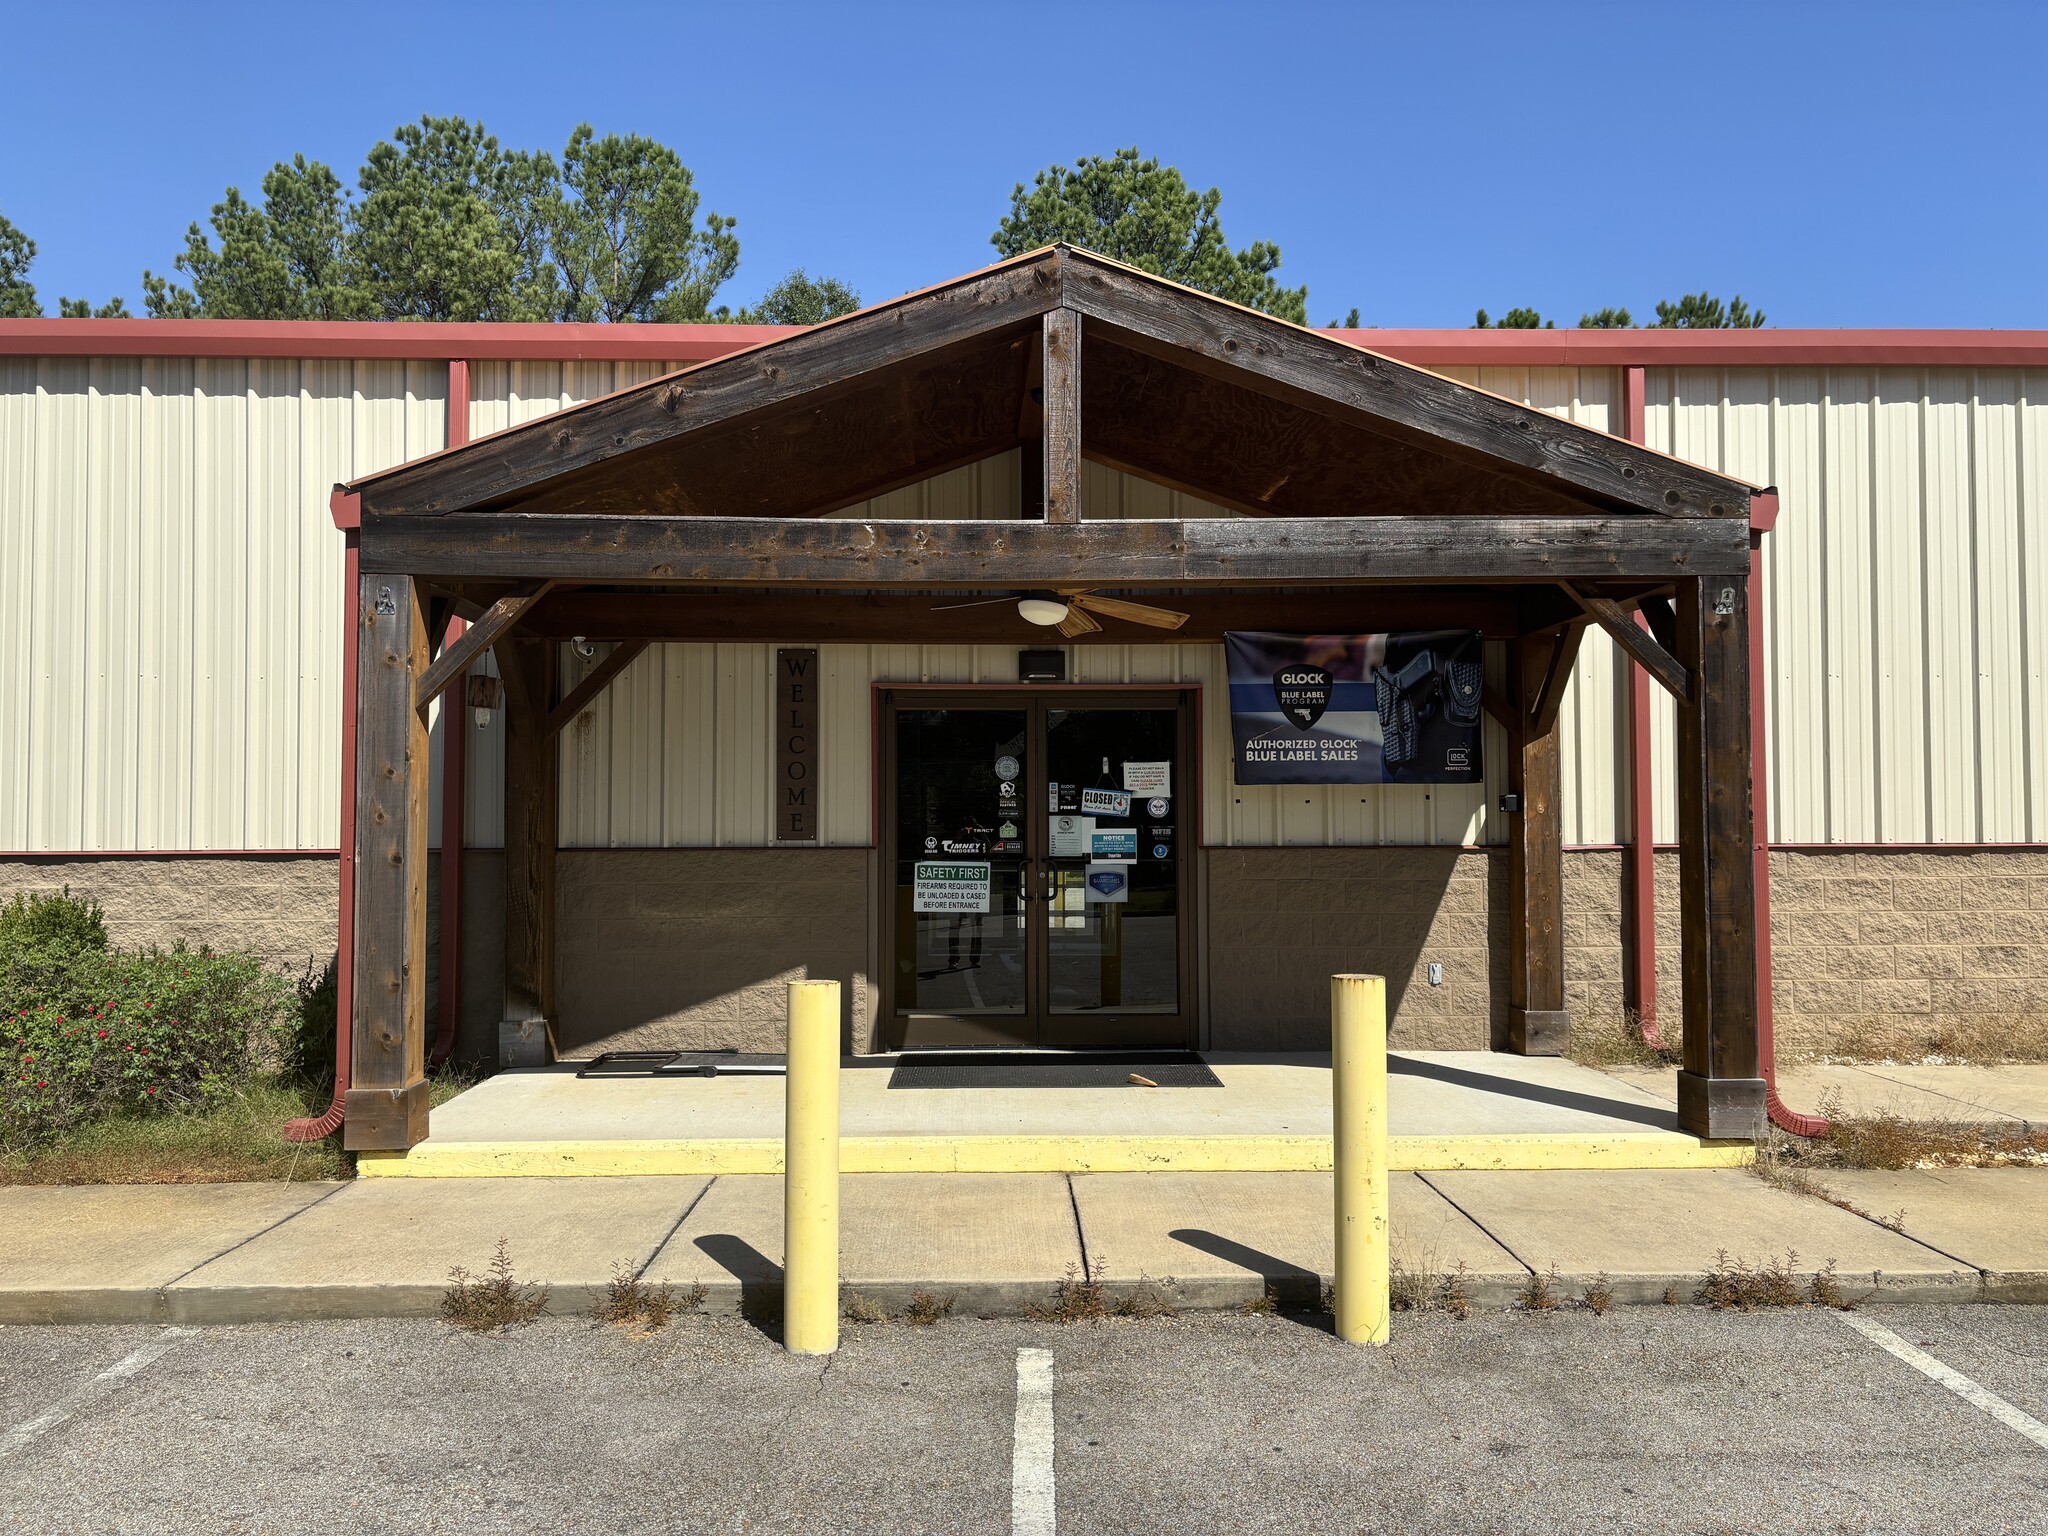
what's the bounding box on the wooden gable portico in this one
[337,245,1766,1151]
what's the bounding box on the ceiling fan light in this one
[1017,597,1070,627]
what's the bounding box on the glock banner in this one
[1224,630,1484,785]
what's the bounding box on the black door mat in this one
[575,1051,786,1079]
[889,1050,1221,1089]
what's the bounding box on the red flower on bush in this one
[98,1030,108,1039]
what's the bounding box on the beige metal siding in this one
[0,356,444,852]
[1642,366,2047,844]
[551,635,1508,850]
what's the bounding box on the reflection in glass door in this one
[883,691,1195,1050]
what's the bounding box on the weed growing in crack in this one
[903,1290,954,1326]
[442,1238,549,1333]
[1516,1263,1562,1313]
[1031,1259,1110,1322]
[1111,1277,1180,1319]
[842,1290,888,1324]
[1696,1249,1807,1311]
[1581,1272,1614,1315]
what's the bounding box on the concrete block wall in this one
[553,849,871,1056]
[1203,847,1503,1051]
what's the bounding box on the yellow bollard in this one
[783,978,842,1355]
[1331,973,1390,1346]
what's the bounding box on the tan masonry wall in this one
[1204,848,1502,1052]
[11,847,2048,1065]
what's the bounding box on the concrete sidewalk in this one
[5,1164,2044,1325]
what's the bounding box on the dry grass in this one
[1564,1004,1677,1071]
[1762,1089,2048,1176]
[842,1290,889,1324]
[0,1072,476,1186]
[1581,1273,1614,1315]
[1389,1254,1472,1319]
[1693,1249,1854,1311]
[903,1290,954,1326]
[1811,1012,2048,1066]
[442,1239,549,1332]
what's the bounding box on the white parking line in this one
[1836,1312,2048,1453]
[1012,1346,1056,1536]
[0,1327,199,1460]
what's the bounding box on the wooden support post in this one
[1673,574,1766,1138]
[499,635,558,1067]
[343,572,432,1151]
[1505,631,1571,1054]
[1041,308,1081,523]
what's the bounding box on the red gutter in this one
[7,318,2048,369]
[285,519,358,1142]
[1749,496,1827,1138]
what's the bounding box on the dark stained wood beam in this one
[1060,250,1751,521]
[1564,583,1691,702]
[499,636,558,1068]
[356,257,1060,517]
[1042,308,1081,523]
[1527,620,1586,737]
[361,512,1751,585]
[1505,629,1571,1056]
[343,572,431,1151]
[413,579,553,708]
[1673,573,1765,1139]
[518,586,1532,642]
[545,640,650,738]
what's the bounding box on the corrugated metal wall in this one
[0,357,444,852]
[6,354,2042,853]
[542,638,1510,851]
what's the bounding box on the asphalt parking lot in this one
[2,1305,2044,1535]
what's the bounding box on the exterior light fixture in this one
[1017,596,1070,627]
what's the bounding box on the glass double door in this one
[883,690,1195,1049]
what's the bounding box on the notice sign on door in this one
[1090,828,1138,861]
[913,861,991,913]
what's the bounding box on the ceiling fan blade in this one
[1072,593,1191,630]
[929,595,1017,612]
[1057,604,1103,638]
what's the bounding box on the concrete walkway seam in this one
[1413,1172,1537,1279]
[1848,1066,2027,1125]
[1064,1174,1090,1276]
[635,1175,720,1278]
[154,1183,350,1300]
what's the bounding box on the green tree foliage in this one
[146,117,777,323]
[2,211,128,317]
[719,267,861,324]
[146,157,364,320]
[1474,307,1553,329]
[993,147,1307,324]
[552,126,739,321]
[1,213,41,317]
[1326,306,1361,329]
[1653,291,1764,328]
[1578,306,1633,328]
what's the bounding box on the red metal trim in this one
[286,532,358,1142]
[8,318,2048,369]
[1750,490,1780,535]
[328,489,360,532]
[0,319,797,362]
[1751,528,1826,1137]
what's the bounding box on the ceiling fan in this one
[932,589,1191,638]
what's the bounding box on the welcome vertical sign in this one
[775,647,820,841]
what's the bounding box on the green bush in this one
[0,888,108,953]
[1,942,293,1150]
[280,954,340,1093]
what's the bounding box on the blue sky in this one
[4,0,2043,327]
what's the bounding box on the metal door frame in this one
[876,685,1199,1050]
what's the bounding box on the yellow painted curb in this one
[356,1132,1753,1178]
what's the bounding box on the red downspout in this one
[430,361,471,1068]
[287,505,360,1141]
[1620,367,1665,1053]
[1750,496,1828,1137]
